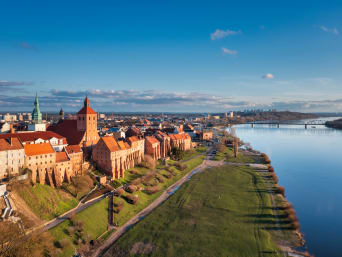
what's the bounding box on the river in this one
[233,118,342,257]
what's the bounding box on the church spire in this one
[32,93,42,123]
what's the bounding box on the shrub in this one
[60,239,70,249]
[114,204,124,213]
[274,185,285,196]
[174,162,187,171]
[261,153,271,164]
[129,170,139,175]
[141,171,156,184]
[122,194,139,205]
[131,178,141,186]
[114,188,124,196]
[145,186,161,195]
[268,166,274,172]
[125,185,137,193]
[271,173,278,184]
[156,174,164,183]
[291,220,300,230]
[141,155,156,170]
[163,173,172,179]
[113,200,124,207]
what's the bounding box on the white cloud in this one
[210,29,241,40]
[222,47,237,55]
[319,25,339,35]
[263,73,274,79]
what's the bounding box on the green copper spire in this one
[32,93,42,123]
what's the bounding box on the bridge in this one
[248,120,326,129]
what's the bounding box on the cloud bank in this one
[222,47,237,55]
[210,29,241,40]
[319,26,339,35]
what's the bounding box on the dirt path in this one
[91,158,223,257]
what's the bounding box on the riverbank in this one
[325,118,342,129]
[97,134,308,256]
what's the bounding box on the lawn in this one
[103,165,295,257]
[50,197,109,257]
[14,183,78,220]
[182,146,208,161]
[214,146,255,163]
[50,155,206,256]
[113,155,206,226]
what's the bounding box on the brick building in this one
[24,143,56,185]
[155,131,171,158]
[145,136,161,160]
[92,136,144,179]
[169,133,192,151]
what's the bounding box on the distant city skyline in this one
[1,1,342,112]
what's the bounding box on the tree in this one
[171,147,185,161]
[141,155,156,170]
[233,137,239,158]
[0,222,56,257]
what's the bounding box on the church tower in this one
[77,97,99,147]
[59,108,65,121]
[32,93,42,123]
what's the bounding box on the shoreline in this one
[241,143,311,256]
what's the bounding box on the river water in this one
[233,118,342,257]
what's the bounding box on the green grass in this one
[15,183,78,220]
[50,155,206,257]
[214,146,255,163]
[103,165,294,257]
[113,155,206,226]
[50,198,109,257]
[182,146,208,161]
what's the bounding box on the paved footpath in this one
[91,158,222,257]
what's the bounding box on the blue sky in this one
[1,0,342,112]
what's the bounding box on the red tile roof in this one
[49,120,85,145]
[77,106,97,115]
[24,142,55,156]
[0,131,67,145]
[145,136,160,145]
[56,152,69,162]
[102,136,120,152]
[169,133,191,140]
[0,138,23,151]
[65,145,82,154]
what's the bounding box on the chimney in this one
[9,124,15,134]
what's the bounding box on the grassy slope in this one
[104,165,284,257]
[114,155,205,226]
[214,146,255,163]
[15,183,78,220]
[50,155,206,256]
[50,198,109,257]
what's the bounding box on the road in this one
[91,156,222,257]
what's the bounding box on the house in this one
[145,136,161,160]
[0,138,25,180]
[200,130,213,141]
[155,131,171,158]
[24,142,56,185]
[92,136,144,179]
[55,152,73,186]
[0,131,67,151]
[169,133,192,151]
[65,145,83,175]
